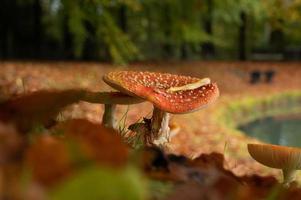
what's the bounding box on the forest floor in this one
[1,61,301,181]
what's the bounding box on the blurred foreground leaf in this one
[0,122,24,164]
[53,119,129,167]
[50,166,147,200]
[26,119,129,187]
[26,135,72,186]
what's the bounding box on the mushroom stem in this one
[102,104,117,129]
[167,78,210,93]
[282,168,297,187]
[150,107,170,146]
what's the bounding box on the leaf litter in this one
[0,61,301,199]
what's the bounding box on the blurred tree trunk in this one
[63,16,73,59]
[238,11,247,60]
[33,0,42,58]
[201,0,215,59]
[163,5,173,57]
[118,4,127,33]
[180,43,188,60]
[270,23,284,53]
[0,0,14,59]
[0,0,7,58]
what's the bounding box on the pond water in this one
[239,114,301,147]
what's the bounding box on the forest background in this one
[2,0,301,64]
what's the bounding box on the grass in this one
[215,91,301,129]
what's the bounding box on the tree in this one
[201,0,215,59]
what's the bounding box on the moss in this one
[215,90,301,130]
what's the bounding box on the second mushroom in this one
[103,71,219,146]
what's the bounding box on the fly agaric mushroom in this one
[103,71,219,146]
[248,143,301,187]
[83,91,144,129]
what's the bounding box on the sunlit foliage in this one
[2,0,301,62]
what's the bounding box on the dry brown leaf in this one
[53,119,129,168]
[188,152,225,170]
[26,135,72,186]
[0,122,24,164]
[26,119,129,187]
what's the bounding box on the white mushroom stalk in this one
[103,104,117,129]
[283,168,298,187]
[128,107,171,146]
[150,107,171,146]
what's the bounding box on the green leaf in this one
[51,166,147,200]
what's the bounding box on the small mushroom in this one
[103,71,219,146]
[83,91,144,129]
[0,89,143,132]
[248,143,301,187]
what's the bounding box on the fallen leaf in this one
[26,135,72,186]
[52,119,129,168]
[0,122,24,164]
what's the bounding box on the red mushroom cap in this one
[103,71,219,114]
